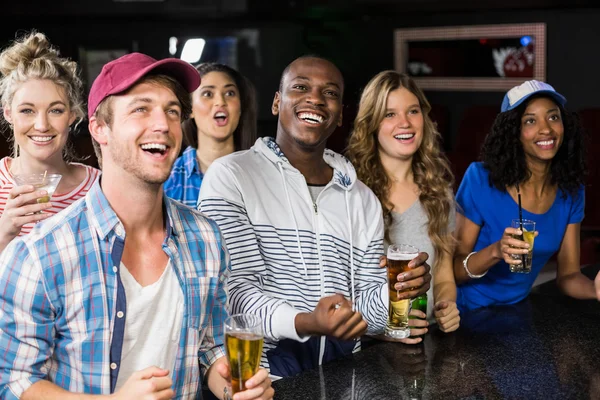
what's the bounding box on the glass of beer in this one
[510,219,536,273]
[13,173,62,210]
[385,244,419,339]
[224,314,264,395]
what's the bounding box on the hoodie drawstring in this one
[344,191,356,311]
[278,162,309,278]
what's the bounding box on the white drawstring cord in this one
[277,162,308,278]
[344,191,356,312]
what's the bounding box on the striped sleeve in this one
[199,161,300,341]
[353,209,388,335]
[0,239,55,400]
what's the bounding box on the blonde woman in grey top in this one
[347,71,460,343]
[387,201,456,322]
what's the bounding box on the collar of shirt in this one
[182,146,202,180]
[86,179,178,240]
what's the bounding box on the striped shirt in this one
[0,180,229,399]
[199,138,387,375]
[164,146,204,207]
[0,157,101,235]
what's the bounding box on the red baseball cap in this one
[87,52,200,117]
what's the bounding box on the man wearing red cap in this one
[0,53,273,400]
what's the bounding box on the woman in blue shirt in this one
[454,80,596,311]
[164,63,257,206]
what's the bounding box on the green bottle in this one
[409,294,428,338]
[411,294,428,315]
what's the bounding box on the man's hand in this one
[434,301,460,333]
[380,253,432,299]
[371,309,428,344]
[112,366,174,400]
[295,294,367,340]
[216,363,274,400]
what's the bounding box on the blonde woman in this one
[0,32,100,251]
[347,71,460,342]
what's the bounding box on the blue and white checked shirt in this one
[164,146,204,207]
[0,180,229,399]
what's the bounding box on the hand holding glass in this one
[510,219,535,273]
[13,173,62,210]
[224,314,264,395]
[385,244,420,339]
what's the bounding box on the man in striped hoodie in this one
[199,56,431,378]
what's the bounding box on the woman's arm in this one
[433,241,457,303]
[555,223,596,299]
[433,235,460,332]
[453,214,529,284]
[453,214,499,284]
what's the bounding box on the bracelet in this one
[463,251,487,279]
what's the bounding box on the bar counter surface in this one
[272,265,600,399]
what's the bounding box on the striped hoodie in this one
[198,137,387,377]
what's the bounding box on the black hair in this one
[481,94,586,198]
[182,62,257,151]
[278,54,344,92]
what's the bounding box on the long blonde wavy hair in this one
[346,71,454,270]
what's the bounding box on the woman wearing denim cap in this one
[453,80,596,311]
[164,63,257,207]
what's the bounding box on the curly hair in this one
[481,93,586,198]
[182,62,257,151]
[346,71,455,269]
[0,31,85,160]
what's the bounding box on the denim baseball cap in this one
[87,52,200,116]
[501,80,567,113]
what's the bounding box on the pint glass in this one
[224,314,264,395]
[385,244,419,339]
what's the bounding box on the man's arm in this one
[22,381,111,400]
[200,234,274,400]
[198,227,229,377]
[198,161,306,342]
[22,367,174,400]
[0,241,57,400]
[352,209,388,335]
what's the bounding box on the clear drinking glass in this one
[385,244,419,339]
[13,173,62,211]
[510,219,536,273]
[224,314,264,396]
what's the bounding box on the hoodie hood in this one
[253,137,357,191]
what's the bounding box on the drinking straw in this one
[43,170,47,184]
[516,183,527,266]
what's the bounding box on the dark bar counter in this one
[272,265,600,399]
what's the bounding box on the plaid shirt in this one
[0,181,229,399]
[164,146,204,207]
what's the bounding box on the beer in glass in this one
[510,219,535,273]
[224,314,264,394]
[385,244,419,339]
